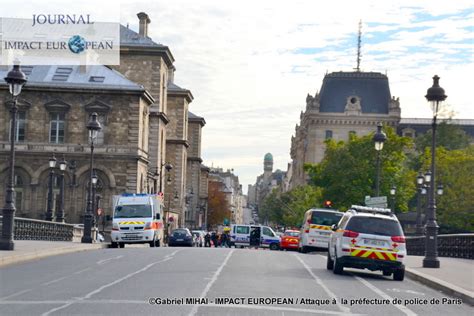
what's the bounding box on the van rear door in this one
[232,225,250,246]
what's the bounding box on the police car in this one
[327,205,406,281]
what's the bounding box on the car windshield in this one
[285,231,299,237]
[346,217,403,236]
[114,205,152,218]
[311,211,343,226]
[173,230,188,237]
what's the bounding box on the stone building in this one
[209,167,244,225]
[251,153,286,221]
[0,12,208,227]
[0,65,153,223]
[186,112,207,229]
[289,71,401,189]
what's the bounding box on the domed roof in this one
[264,153,273,162]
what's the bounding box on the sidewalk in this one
[0,240,107,268]
[405,255,474,306]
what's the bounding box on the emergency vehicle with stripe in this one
[299,208,343,252]
[111,193,164,248]
[327,205,406,281]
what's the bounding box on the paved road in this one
[0,247,472,315]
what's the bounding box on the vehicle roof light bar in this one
[350,205,392,215]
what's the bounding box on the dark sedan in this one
[168,228,194,247]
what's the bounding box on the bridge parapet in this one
[406,234,473,259]
[0,216,96,242]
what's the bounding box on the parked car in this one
[280,230,300,251]
[168,228,194,247]
[327,205,406,281]
[192,230,205,247]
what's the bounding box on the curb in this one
[405,268,474,306]
[0,243,108,268]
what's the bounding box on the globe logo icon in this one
[68,35,86,54]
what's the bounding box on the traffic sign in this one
[365,196,388,208]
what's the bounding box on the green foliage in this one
[305,127,416,212]
[415,121,471,151]
[419,146,474,232]
[259,185,323,228]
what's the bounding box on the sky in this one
[3,0,473,193]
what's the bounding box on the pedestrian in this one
[250,227,260,249]
[221,232,228,248]
[204,232,211,247]
[211,231,218,248]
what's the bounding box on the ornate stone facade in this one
[289,71,401,189]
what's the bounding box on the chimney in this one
[137,12,150,37]
[168,66,175,84]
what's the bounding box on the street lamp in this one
[415,172,425,235]
[56,156,67,223]
[82,113,102,243]
[372,122,387,197]
[423,75,447,268]
[91,170,98,230]
[390,185,396,213]
[0,64,27,251]
[45,155,57,221]
[437,184,444,196]
[158,162,173,193]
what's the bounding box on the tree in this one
[415,121,471,151]
[419,145,474,232]
[207,181,231,229]
[260,185,323,228]
[305,127,416,212]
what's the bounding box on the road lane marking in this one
[294,254,350,314]
[200,303,364,315]
[40,249,180,316]
[42,276,69,286]
[73,268,91,275]
[0,289,32,301]
[352,274,416,316]
[96,255,123,265]
[189,249,234,316]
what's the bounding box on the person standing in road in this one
[221,232,228,248]
[204,232,211,247]
[211,231,218,247]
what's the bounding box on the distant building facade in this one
[289,71,401,189]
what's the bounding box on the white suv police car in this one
[327,205,406,281]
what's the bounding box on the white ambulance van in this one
[299,208,343,253]
[111,193,164,248]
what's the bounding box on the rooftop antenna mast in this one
[355,19,362,72]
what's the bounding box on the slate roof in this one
[319,71,391,114]
[0,65,144,91]
[120,25,164,47]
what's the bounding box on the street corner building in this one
[0,12,208,228]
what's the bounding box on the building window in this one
[325,130,333,139]
[95,114,106,145]
[49,113,65,143]
[10,111,26,142]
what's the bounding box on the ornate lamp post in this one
[415,172,425,235]
[45,155,57,221]
[423,75,447,268]
[159,162,173,193]
[81,113,102,243]
[389,185,396,213]
[91,170,98,228]
[0,64,27,251]
[56,156,67,223]
[372,122,387,197]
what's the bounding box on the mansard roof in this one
[188,111,206,126]
[0,65,144,92]
[120,25,164,47]
[319,71,391,114]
